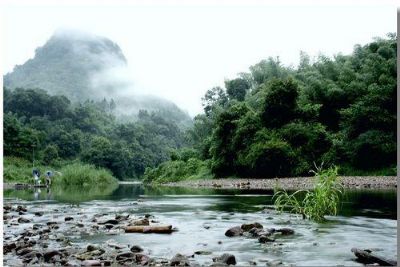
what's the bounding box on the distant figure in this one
[32,169,41,186]
[45,171,53,187]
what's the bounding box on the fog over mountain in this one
[3,29,192,127]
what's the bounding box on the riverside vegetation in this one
[273,166,343,222]
[4,34,396,186]
[144,33,396,183]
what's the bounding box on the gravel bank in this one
[164,176,397,190]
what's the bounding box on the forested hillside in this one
[3,30,192,129]
[4,88,187,179]
[144,33,397,183]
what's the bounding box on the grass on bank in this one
[273,166,343,222]
[3,156,117,186]
[143,158,213,184]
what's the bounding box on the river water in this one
[3,184,397,266]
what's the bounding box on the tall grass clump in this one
[273,166,343,222]
[55,163,118,187]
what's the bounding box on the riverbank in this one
[164,176,397,190]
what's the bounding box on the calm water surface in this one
[4,184,397,266]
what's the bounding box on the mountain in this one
[4,29,192,128]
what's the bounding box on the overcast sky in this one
[1,2,397,116]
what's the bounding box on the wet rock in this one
[105,224,114,229]
[107,241,125,249]
[17,205,27,212]
[34,211,44,216]
[135,254,151,265]
[18,217,31,223]
[194,250,212,255]
[115,214,129,221]
[44,250,61,262]
[144,214,152,218]
[202,223,211,230]
[46,221,58,226]
[33,223,44,230]
[258,235,275,243]
[131,218,149,226]
[116,251,135,261]
[225,226,243,237]
[82,259,102,266]
[213,253,236,265]
[130,245,144,253]
[23,251,43,261]
[87,244,102,252]
[247,227,264,237]
[65,216,74,221]
[16,247,33,256]
[170,253,190,266]
[4,204,12,211]
[4,242,17,253]
[241,222,263,232]
[98,219,119,225]
[276,228,294,235]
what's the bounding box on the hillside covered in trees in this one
[4,87,187,179]
[3,30,192,129]
[144,33,397,183]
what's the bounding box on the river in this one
[3,183,397,266]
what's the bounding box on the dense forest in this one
[144,33,397,183]
[3,88,187,179]
[3,34,396,183]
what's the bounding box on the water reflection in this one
[3,183,397,219]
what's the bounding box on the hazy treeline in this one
[3,88,187,179]
[144,33,396,182]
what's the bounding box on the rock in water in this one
[351,248,397,266]
[258,235,275,243]
[225,226,243,237]
[276,228,294,235]
[130,245,144,253]
[241,223,263,232]
[213,253,236,265]
[170,253,190,266]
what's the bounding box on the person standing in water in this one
[45,171,53,187]
[32,169,41,186]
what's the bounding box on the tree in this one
[201,87,228,117]
[225,78,250,101]
[261,78,299,128]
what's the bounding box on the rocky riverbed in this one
[164,176,397,190]
[3,184,397,266]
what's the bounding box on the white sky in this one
[0,1,397,116]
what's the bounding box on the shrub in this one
[273,166,343,222]
[143,158,212,184]
[53,163,117,187]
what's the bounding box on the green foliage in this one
[239,133,297,177]
[42,144,60,165]
[54,163,117,187]
[3,87,188,180]
[225,78,250,101]
[273,166,343,222]
[143,158,212,184]
[261,78,299,128]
